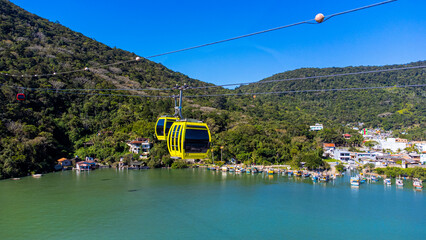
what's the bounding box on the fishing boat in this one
[319,175,329,182]
[350,176,360,186]
[413,178,423,189]
[384,178,392,185]
[294,170,302,177]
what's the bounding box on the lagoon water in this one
[0,168,424,240]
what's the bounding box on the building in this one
[412,141,426,153]
[57,158,72,167]
[323,143,336,151]
[420,153,426,165]
[333,149,351,162]
[354,152,379,161]
[310,123,323,131]
[377,138,407,153]
[343,134,352,140]
[127,138,152,155]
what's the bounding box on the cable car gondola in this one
[167,120,211,159]
[16,93,25,101]
[155,95,181,141]
[155,116,179,141]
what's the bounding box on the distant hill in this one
[0,0,424,178]
[237,61,426,135]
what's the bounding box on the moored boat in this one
[384,178,392,185]
[396,179,403,187]
[350,176,360,186]
[319,175,329,182]
[413,178,423,189]
[32,174,42,178]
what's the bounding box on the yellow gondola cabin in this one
[155,116,179,141]
[167,120,211,159]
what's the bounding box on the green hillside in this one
[0,0,424,179]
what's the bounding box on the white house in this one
[127,138,152,155]
[420,153,426,165]
[377,138,407,153]
[333,149,351,162]
[310,123,323,131]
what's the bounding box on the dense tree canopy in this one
[0,0,424,178]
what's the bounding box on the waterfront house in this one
[127,138,152,155]
[309,123,323,131]
[57,158,72,167]
[129,161,142,169]
[76,161,97,170]
[76,161,90,170]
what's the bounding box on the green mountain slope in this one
[0,0,424,179]
[237,62,426,135]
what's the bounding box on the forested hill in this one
[0,0,425,179]
[237,61,426,136]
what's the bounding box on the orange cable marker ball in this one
[315,13,325,23]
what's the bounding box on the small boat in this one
[294,170,302,177]
[350,176,360,186]
[319,175,329,182]
[311,174,318,182]
[371,176,378,182]
[287,170,293,176]
[396,179,403,187]
[413,178,423,189]
[268,169,274,175]
[229,167,235,172]
[384,178,392,185]
[32,174,42,178]
[11,178,20,180]
[252,168,259,174]
[246,168,251,174]
[221,166,228,172]
[302,172,310,178]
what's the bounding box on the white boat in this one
[350,176,360,186]
[413,178,423,189]
[384,178,392,185]
[32,174,42,178]
[396,176,403,187]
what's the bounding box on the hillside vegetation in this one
[0,0,425,178]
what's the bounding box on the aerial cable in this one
[1,64,421,93]
[0,0,398,78]
[191,65,426,89]
[9,84,424,99]
[184,84,426,98]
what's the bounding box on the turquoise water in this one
[0,169,424,240]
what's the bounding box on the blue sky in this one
[10,0,426,86]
